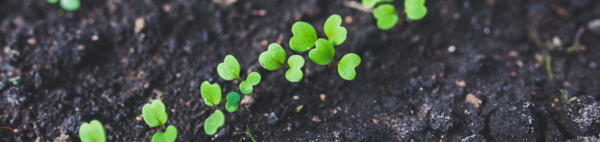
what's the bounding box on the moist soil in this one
[1,0,600,141]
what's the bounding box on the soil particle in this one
[59,115,79,135]
[587,19,600,35]
[427,106,454,133]
[267,112,279,125]
[4,86,29,108]
[459,51,487,75]
[558,95,600,136]
[459,134,486,142]
[52,134,71,142]
[489,101,541,142]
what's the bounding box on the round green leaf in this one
[246,72,261,85]
[406,5,427,20]
[239,81,253,95]
[286,55,304,82]
[324,14,347,46]
[226,92,240,102]
[289,22,317,52]
[142,100,168,127]
[217,55,240,81]
[288,55,305,69]
[60,0,80,11]
[225,101,239,112]
[79,119,106,142]
[309,39,335,65]
[200,81,222,107]
[362,0,377,8]
[204,110,225,135]
[259,43,286,70]
[405,0,425,7]
[373,4,398,30]
[47,0,58,4]
[151,125,178,142]
[338,53,361,80]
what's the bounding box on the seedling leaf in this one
[338,53,361,80]
[226,92,240,102]
[259,43,286,70]
[60,0,81,11]
[200,81,222,107]
[47,0,58,4]
[405,0,427,20]
[239,81,253,95]
[204,109,225,135]
[373,4,399,30]
[151,125,178,142]
[142,100,168,127]
[79,119,106,142]
[217,55,241,81]
[226,101,239,112]
[285,55,304,82]
[362,0,377,8]
[309,39,335,65]
[289,22,318,52]
[324,14,347,46]
[404,0,424,6]
[246,72,261,85]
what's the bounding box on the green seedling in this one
[200,81,222,107]
[79,119,106,142]
[404,0,427,20]
[309,39,335,65]
[225,92,240,112]
[247,125,257,142]
[47,0,80,11]
[204,109,225,135]
[338,53,361,80]
[142,100,178,142]
[361,0,394,8]
[258,43,306,82]
[324,14,347,46]
[217,55,261,94]
[289,22,318,52]
[373,4,399,30]
[9,77,19,85]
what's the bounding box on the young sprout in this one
[247,125,257,142]
[204,109,225,135]
[338,53,361,80]
[225,92,240,112]
[309,39,335,65]
[142,100,178,142]
[200,81,222,107]
[324,14,347,46]
[258,43,305,82]
[217,55,261,94]
[47,0,58,4]
[9,77,19,85]
[373,4,399,30]
[60,0,81,11]
[286,55,305,82]
[404,0,427,20]
[240,72,261,94]
[79,119,106,142]
[361,0,395,8]
[289,22,318,52]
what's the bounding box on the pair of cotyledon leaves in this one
[47,0,81,11]
[141,100,178,142]
[217,55,261,94]
[289,14,347,53]
[364,0,427,30]
[258,43,305,82]
[200,81,241,135]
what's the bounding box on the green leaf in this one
[226,92,240,102]
[60,0,80,11]
[362,0,377,8]
[338,53,361,80]
[142,100,168,127]
[47,0,58,4]
[225,101,239,112]
[217,55,241,81]
[289,22,317,52]
[79,120,106,142]
[309,39,335,65]
[404,0,425,6]
[151,125,178,142]
[259,43,286,70]
[239,81,253,95]
[405,0,427,20]
[285,55,304,82]
[246,72,261,85]
[247,125,257,142]
[324,14,347,46]
[204,110,225,135]
[373,4,399,30]
[200,81,222,107]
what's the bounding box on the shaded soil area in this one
[1,0,600,141]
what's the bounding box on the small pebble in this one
[134,18,145,33]
[27,38,36,45]
[267,112,279,125]
[587,18,600,35]
[484,28,490,34]
[293,95,299,100]
[448,45,456,53]
[296,105,303,112]
[91,35,99,41]
[320,94,326,101]
[590,62,596,68]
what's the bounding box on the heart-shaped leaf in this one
[309,39,335,65]
[324,14,347,46]
[225,101,239,112]
[289,22,317,52]
[285,55,305,82]
[373,4,399,30]
[404,0,425,7]
[338,53,361,80]
[204,109,226,135]
[217,55,240,81]
[142,100,168,127]
[79,119,106,142]
[60,0,81,11]
[239,81,252,95]
[200,81,222,107]
[246,72,261,85]
[259,43,286,70]
[151,125,178,142]
[405,0,427,20]
[361,0,377,8]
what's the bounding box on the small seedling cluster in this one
[200,81,242,135]
[47,0,81,11]
[217,55,262,94]
[362,0,427,30]
[79,119,106,142]
[142,100,178,142]
[260,14,361,81]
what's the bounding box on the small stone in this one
[448,45,456,53]
[27,38,36,45]
[320,94,326,101]
[267,112,279,125]
[552,36,562,47]
[457,80,466,88]
[345,16,353,24]
[293,95,299,100]
[53,134,71,142]
[296,105,303,113]
[240,95,254,107]
[312,116,321,123]
[466,93,482,108]
[134,17,145,33]
[91,35,99,41]
[587,19,600,35]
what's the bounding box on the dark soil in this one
[1,0,600,141]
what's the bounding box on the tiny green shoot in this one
[361,0,395,8]
[200,81,222,107]
[373,4,399,30]
[204,109,225,135]
[225,92,240,112]
[151,125,177,142]
[338,53,361,80]
[258,43,305,82]
[404,0,427,20]
[9,77,19,85]
[79,119,106,142]
[309,39,335,65]
[141,100,178,142]
[324,14,347,46]
[217,55,241,81]
[289,22,318,52]
[240,72,261,94]
[247,125,257,142]
[285,55,305,82]
[47,0,58,4]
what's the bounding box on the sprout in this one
[258,43,305,82]
[324,14,347,46]
[204,109,225,135]
[9,77,19,85]
[47,0,58,4]
[404,0,427,20]
[309,39,335,65]
[217,55,261,94]
[289,22,318,52]
[200,81,222,106]
[285,55,305,82]
[141,100,178,142]
[60,0,81,11]
[240,72,261,94]
[361,0,395,8]
[79,119,106,142]
[338,53,361,80]
[225,92,240,112]
[373,4,399,30]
